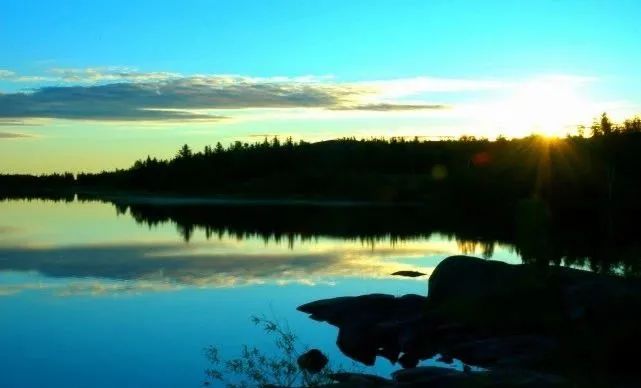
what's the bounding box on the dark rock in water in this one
[397,353,419,369]
[330,372,392,385]
[297,349,328,373]
[393,366,567,387]
[298,294,426,326]
[392,366,464,384]
[298,293,427,365]
[391,270,426,278]
[298,255,641,386]
[280,367,567,387]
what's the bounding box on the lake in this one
[0,197,579,387]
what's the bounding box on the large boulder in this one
[298,255,641,385]
[429,255,641,326]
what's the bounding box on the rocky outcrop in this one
[299,294,426,366]
[298,255,641,386]
[270,368,568,387]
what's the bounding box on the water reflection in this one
[2,195,641,298]
[0,198,523,297]
[107,196,641,276]
[1,197,640,387]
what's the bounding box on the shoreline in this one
[2,188,428,208]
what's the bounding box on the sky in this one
[1,0,641,173]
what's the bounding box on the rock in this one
[298,294,426,326]
[392,366,567,387]
[397,353,419,369]
[391,270,426,278]
[298,294,427,365]
[274,367,567,388]
[298,255,641,385]
[330,372,392,385]
[297,349,328,373]
[392,366,463,383]
[441,335,559,368]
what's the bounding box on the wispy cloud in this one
[0,69,49,83]
[330,103,448,111]
[49,66,181,83]
[0,119,39,127]
[0,131,32,139]
[0,69,17,79]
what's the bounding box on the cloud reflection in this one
[0,240,442,296]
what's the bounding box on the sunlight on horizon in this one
[1,2,640,174]
[462,76,599,139]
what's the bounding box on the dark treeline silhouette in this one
[2,113,641,213]
[0,173,75,201]
[68,114,641,214]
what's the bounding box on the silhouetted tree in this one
[600,112,614,135]
[176,144,193,159]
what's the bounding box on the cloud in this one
[0,76,365,121]
[0,69,16,79]
[4,68,585,123]
[49,66,181,83]
[0,131,31,139]
[12,75,51,82]
[330,103,448,111]
[0,69,50,83]
[0,119,39,127]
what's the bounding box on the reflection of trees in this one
[455,240,495,258]
[98,199,641,277]
[4,191,641,276]
[112,201,513,251]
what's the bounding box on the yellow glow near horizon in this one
[492,78,595,138]
[1,74,636,174]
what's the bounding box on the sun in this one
[492,77,595,138]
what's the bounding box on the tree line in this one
[2,113,641,214]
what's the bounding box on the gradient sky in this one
[2,0,641,173]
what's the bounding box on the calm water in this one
[0,198,523,387]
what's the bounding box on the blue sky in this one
[2,0,641,173]
[4,0,641,78]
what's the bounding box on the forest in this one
[2,113,641,216]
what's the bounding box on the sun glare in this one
[498,78,593,138]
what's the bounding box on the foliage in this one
[204,315,345,387]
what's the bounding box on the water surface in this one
[0,198,522,387]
